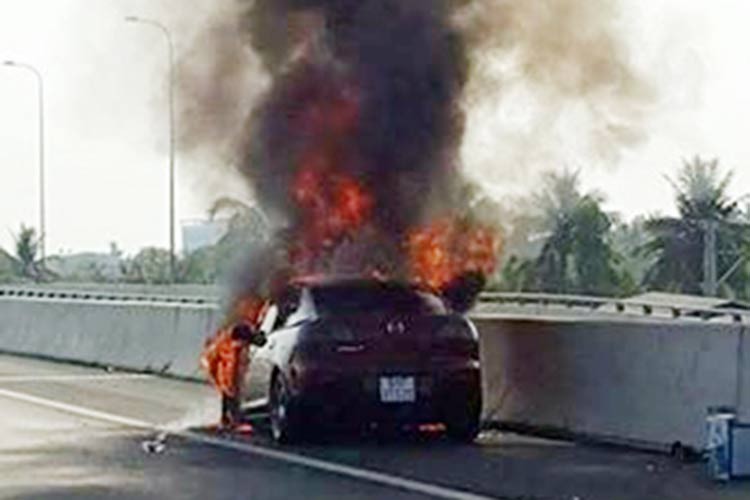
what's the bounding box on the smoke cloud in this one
[460,0,654,184]
[177,1,266,168]
[178,0,651,311]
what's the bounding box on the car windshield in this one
[311,282,446,316]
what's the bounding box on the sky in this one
[0,0,749,255]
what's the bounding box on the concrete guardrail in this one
[2,285,749,450]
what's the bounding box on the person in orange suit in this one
[201,299,267,429]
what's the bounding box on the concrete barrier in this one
[2,288,750,450]
[475,316,747,450]
[739,329,750,419]
[0,295,219,378]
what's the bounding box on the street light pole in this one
[700,219,720,297]
[3,60,46,265]
[125,16,177,283]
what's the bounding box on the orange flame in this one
[407,218,500,291]
[290,84,373,266]
[292,162,373,255]
[229,296,269,327]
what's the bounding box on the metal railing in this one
[0,286,216,307]
[2,285,749,323]
[478,292,750,323]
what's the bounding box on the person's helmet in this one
[231,323,254,342]
[231,322,267,347]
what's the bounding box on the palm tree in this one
[534,170,623,295]
[13,225,42,281]
[208,197,270,244]
[641,157,749,296]
[501,169,625,295]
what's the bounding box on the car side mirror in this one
[251,330,268,348]
[259,304,280,336]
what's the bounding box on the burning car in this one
[195,0,501,440]
[247,276,482,443]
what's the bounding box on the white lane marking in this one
[0,387,499,500]
[0,374,154,383]
[0,387,154,429]
[182,431,498,500]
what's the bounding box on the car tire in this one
[269,374,302,444]
[445,398,481,443]
[445,415,480,443]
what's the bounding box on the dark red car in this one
[247,277,482,443]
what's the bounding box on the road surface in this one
[0,353,747,500]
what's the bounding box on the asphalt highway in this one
[1,354,748,500]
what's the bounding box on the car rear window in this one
[311,282,446,316]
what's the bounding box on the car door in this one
[244,286,304,401]
[264,286,309,372]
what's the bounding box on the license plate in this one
[379,376,416,403]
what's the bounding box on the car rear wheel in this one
[446,417,480,442]
[445,399,481,443]
[269,374,302,444]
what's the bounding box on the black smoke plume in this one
[244,3,467,232]
[234,1,488,303]
[183,1,500,312]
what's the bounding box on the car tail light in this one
[298,321,363,359]
[433,322,479,359]
[327,323,357,342]
[435,322,470,340]
[306,320,357,341]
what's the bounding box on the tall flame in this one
[288,83,374,267]
[407,219,500,292]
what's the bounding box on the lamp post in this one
[125,16,177,282]
[701,219,718,297]
[3,60,46,264]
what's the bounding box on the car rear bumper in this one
[291,364,481,428]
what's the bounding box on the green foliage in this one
[118,198,270,285]
[122,248,173,285]
[180,246,219,284]
[0,248,19,283]
[498,255,535,292]
[499,170,631,296]
[609,217,651,288]
[641,157,749,297]
[12,225,43,281]
[672,157,737,220]
[45,250,120,283]
[178,197,270,285]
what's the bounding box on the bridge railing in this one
[2,285,749,323]
[478,291,750,323]
[0,286,216,307]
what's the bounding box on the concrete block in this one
[475,316,744,449]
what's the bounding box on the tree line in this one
[498,156,750,300]
[2,156,748,300]
[0,197,270,286]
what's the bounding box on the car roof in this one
[288,275,419,292]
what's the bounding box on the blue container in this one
[706,407,736,481]
[731,422,750,477]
